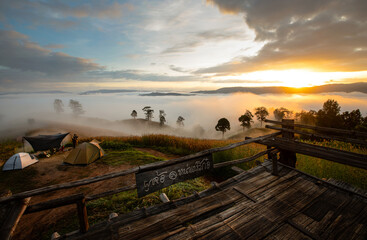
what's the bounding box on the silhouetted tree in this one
[273,107,292,121]
[295,110,317,125]
[69,99,85,117]
[54,99,64,114]
[159,110,166,126]
[254,107,269,127]
[316,99,343,128]
[341,109,362,130]
[357,116,367,132]
[215,118,230,139]
[142,106,154,121]
[131,110,137,119]
[238,110,253,132]
[177,116,185,127]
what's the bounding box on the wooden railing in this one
[0,120,366,239]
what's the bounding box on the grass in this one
[296,139,367,190]
[86,177,210,225]
[99,149,166,166]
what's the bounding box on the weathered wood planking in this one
[136,154,213,197]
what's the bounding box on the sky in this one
[0,0,367,92]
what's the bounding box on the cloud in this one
[0,30,103,77]
[0,0,132,29]
[169,65,191,73]
[199,0,367,74]
[89,70,198,82]
[44,44,65,49]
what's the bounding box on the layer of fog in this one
[0,92,366,140]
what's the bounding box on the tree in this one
[54,99,64,114]
[273,107,292,121]
[131,110,137,119]
[69,99,85,117]
[254,107,269,127]
[215,118,230,139]
[159,110,166,126]
[295,110,317,125]
[316,99,343,128]
[341,109,362,130]
[176,116,185,127]
[142,106,154,121]
[238,110,253,132]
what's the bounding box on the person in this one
[72,134,79,148]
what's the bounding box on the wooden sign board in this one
[136,154,213,198]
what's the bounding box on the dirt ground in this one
[12,147,177,239]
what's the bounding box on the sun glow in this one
[213,70,367,88]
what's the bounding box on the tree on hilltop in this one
[215,118,230,139]
[69,99,85,117]
[131,110,137,119]
[273,107,292,121]
[54,99,64,114]
[142,106,154,121]
[316,99,343,128]
[254,106,269,127]
[238,110,253,132]
[159,110,166,126]
[177,116,185,127]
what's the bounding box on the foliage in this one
[254,106,269,127]
[176,116,185,127]
[341,109,362,130]
[53,99,64,113]
[273,107,292,121]
[142,106,154,121]
[215,118,231,139]
[316,99,343,128]
[238,110,254,132]
[131,110,137,119]
[159,110,166,126]
[69,99,85,117]
[100,140,132,150]
[295,110,317,125]
[0,140,22,165]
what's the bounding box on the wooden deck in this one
[61,161,367,240]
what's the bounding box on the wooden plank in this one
[213,148,274,168]
[0,197,31,240]
[260,138,367,170]
[265,223,313,240]
[136,155,213,197]
[76,198,89,233]
[265,119,367,138]
[85,185,136,201]
[266,125,367,147]
[0,167,139,204]
[25,193,84,214]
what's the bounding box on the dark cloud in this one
[0,30,103,77]
[89,70,197,82]
[199,0,367,74]
[169,65,190,73]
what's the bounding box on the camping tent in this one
[89,139,105,156]
[2,153,38,171]
[23,133,69,152]
[64,141,104,165]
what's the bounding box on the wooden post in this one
[0,197,31,240]
[279,119,297,168]
[271,152,278,176]
[76,198,89,233]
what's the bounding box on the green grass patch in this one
[86,177,210,225]
[0,140,22,166]
[99,149,166,166]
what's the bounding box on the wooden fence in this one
[0,120,366,239]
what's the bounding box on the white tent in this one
[2,153,39,171]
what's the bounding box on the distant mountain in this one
[139,92,195,96]
[79,89,137,95]
[192,82,367,95]
[0,91,69,95]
